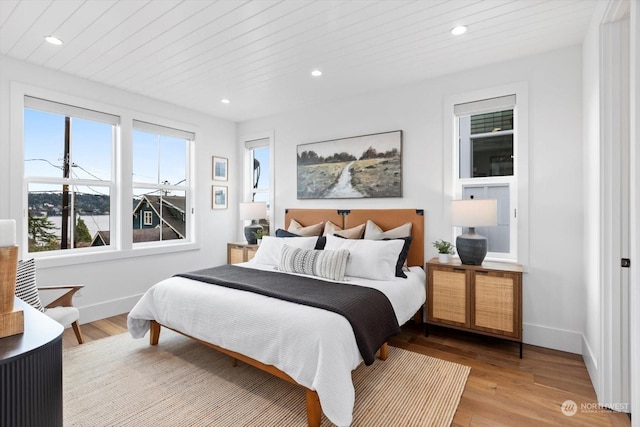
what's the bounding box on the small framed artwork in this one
[212,156,228,181]
[212,185,228,209]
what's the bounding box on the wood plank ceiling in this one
[0,0,599,122]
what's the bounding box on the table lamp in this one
[451,199,498,265]
[239,202,267,244]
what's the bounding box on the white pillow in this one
[324,234,404,280]
[251,236,318,266]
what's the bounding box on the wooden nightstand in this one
[227,242,258,264]
[425,257,524,357]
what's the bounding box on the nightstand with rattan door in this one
[227,242,258,264]
[425,258,523,357]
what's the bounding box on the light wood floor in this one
[64,315,631,427]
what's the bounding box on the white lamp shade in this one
[451,199,498,227]
[239,202,267,220]
[0,219,16,247]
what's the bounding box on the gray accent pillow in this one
[279,245,349,281]
[15,258,45,312]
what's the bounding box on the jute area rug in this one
[64,329,470,426]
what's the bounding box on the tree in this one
[75,217,92,244]
[28,214,58,252]
[325,152,356,163]
[297,150,323,165]
[359,146,378,160]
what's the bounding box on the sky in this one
[24,108,188,197]
[296,130,401,159]
[251,145,270,205]
[24,107,271,212]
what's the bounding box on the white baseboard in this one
[582,334,600,399]
[523,322,582,354]
[76,294,143,325]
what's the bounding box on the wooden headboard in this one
[284,208,424,267]
[283,209,344,231]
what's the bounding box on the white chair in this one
[38,284,84,344]
[15,258,84,344]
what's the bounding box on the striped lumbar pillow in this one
[15,258,45,312]
[279,245,349,281]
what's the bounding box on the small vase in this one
[438,253,449,263]
[257,239,262,246]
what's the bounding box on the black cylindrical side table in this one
[1,297,64,427]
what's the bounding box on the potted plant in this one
[433,239,455,263]
[252,229,264,245]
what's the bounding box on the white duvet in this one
[127,262,426,426]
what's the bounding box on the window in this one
[24,96,117,253]
[132,120,192,244]
[244,136,272,233]
[143,211,153,226]
[454,95,518,260]
[22,94,196,258]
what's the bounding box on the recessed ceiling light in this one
[451,25,467,36]
[45,36,63,45]
[220,98,231,104]
[311,69,322,77]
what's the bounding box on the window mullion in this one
[471,129,514,139]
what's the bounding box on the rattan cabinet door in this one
[227,243,258,264]
[428,267,470,328]
[471,270,521,339]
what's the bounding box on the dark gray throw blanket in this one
[175,264,400,365]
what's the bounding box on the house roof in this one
[91,227,181,246]
[133,195,186,238]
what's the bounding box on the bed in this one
[127,209,425,426]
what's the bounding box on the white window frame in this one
[22,96,119,256]
[132,119,194,247]
[443,83,529,266]
[242,131,275,232]
[10,83,198,268]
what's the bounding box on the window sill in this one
[29,241,200,269]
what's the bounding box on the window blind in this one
[454,95,516,116]
[133,120,195,141]
[25,96,120,125]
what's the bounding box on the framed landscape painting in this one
[297,130,402,199]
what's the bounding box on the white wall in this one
[0,55,238,323]
[238,45,585,353]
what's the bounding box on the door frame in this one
[599,0,634,417]
[628,1,639,423]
